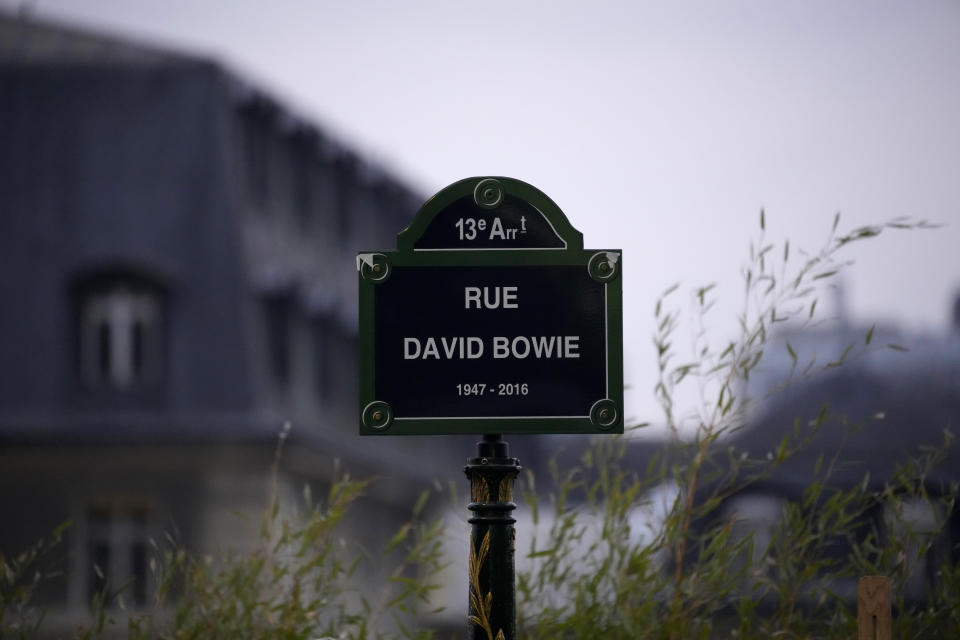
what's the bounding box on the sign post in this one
[357,177,623,638]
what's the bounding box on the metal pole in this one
[464,434,521,640]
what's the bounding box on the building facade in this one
[0,12,466,630]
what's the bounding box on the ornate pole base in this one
[465,434,521,640]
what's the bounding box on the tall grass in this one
[3,213,956,639]
[515,212,957,639]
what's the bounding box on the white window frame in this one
[80,285,162,389]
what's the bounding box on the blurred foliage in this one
[1,521,69,639]
[516,212,957,639]
[88,467,445,640]
[516,426,959,639]
[3,213,957,638]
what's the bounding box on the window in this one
[85,500,151,608]
[313,316,333,400]
[264,293,291,386]
[241,106,271,208]
[334,156,354,238]
[721,493,785,580]
[886,497,950,600]
[293,138,315,228]
[79,284,163,389]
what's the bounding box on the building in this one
[0,11,470,632]
[707,309,960,602]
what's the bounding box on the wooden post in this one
[857,576,892,640]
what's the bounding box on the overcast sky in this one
[16,0,960,431]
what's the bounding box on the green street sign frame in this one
[357,177,623,435]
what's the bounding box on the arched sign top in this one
[397,177,584,253]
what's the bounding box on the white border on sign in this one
[393,282,610,422]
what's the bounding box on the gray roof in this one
[726,336,960,497]
[0,10,196,66]
[0,11,418,449]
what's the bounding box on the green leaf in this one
[696,283,716,306]
[853,225,881,239]
[412,490,430,517]
[813,452,824,477]
[720,342,735,359]
[386,524,411,551]
[813,404,829,427]
[786,341,798,366]
[776,436,788,461]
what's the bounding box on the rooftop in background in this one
[727,303,960,496]
[0,8,193,65]
[0,10,420,205]
[0,9,426,464]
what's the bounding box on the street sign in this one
[357,177,623,435]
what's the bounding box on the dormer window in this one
[74,272,165,390]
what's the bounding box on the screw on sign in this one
[357,177,623,640]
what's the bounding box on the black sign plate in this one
[358,177,623,435]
